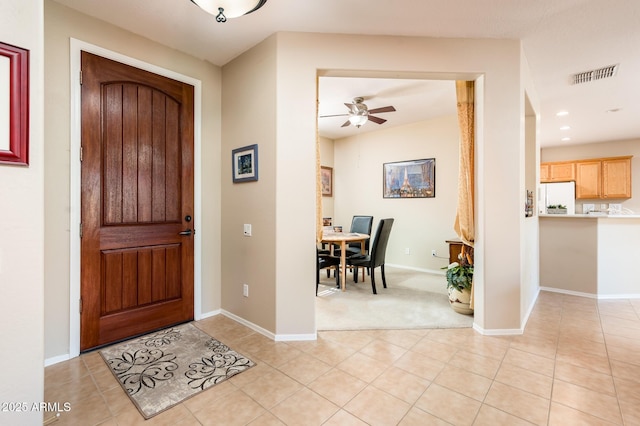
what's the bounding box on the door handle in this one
[179,229,192,236]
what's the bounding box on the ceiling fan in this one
[320,97,396,128]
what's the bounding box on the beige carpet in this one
[316,266,473,330]
[100,322,255,419]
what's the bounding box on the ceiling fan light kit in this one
[190,0,268,22]
[321,96,397,129]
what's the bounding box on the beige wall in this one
[541,138,640,212]
[44,2,222,360]
[220,32,537,336]
[333,114,460,272]
[540,216,640,296]
[319,136,335,220]
[540,217,598,293]
[221,36,278,333]
[0,0,45,423]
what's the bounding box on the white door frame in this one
[69,39,203,357]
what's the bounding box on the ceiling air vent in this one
[571,64,619,85]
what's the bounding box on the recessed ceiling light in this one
[606,108,621,113]
[561,137,571,141]
[556,111,569,117]
[560,126,571,130]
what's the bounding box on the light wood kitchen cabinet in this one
[575,161,601,199]
[540,161,575,182]
[603,157,632,198]
[575,156,632,199]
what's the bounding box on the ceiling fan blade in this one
[319,113,349,118]
[368,115,387,125]
[341,120,351,127]
[368,106,396,114]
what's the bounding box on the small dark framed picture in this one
[321,166,333,197]
[232,144,258,183]
[0,42,29,166]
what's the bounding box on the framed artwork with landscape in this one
[383,158,435,198]
[232,144,258,183]
[321,166,333,197]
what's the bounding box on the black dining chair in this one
[316,248,341,295]
[342,215,374,257]
[332,215,373,280]
[347,218,394,294]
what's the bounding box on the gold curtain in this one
[454,80,475,307]
[316,87,323,243]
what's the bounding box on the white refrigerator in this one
[538,182,575,214]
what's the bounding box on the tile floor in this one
[44,291,640,425]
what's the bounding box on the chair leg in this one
[370,268,377,294]
[353,266,358,283]
[335,267,340,288]
[381,264,387,289]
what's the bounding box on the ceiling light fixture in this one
[556,111,569,117]
[561,137,571,141]
[190,0,268,23]
[560,125,571,130]
[348,98,369,128]
[348,113,368,128]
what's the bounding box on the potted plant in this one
[442,252,474,315]
[546,204,568,214]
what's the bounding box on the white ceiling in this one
[53,0,640,147]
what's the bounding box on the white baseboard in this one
[220,310,317,342]
[200,309,221,319]
[221,310,276,340]
[473,323,524,336]
[541,286,640,300]
[385,263,445,276]
[45,353,71,367]
[276,333,317,342]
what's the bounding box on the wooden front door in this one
[80,52,194,351]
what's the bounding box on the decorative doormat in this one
[99,322,255,419]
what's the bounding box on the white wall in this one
[0,0,45,424]
[333,114,460,273]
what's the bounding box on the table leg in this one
[340,241,347,291]
[360,240,366,281]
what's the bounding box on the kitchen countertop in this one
[539,214,640,219]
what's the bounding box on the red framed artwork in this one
[0,42,29,166]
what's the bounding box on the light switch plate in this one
[243,224,252,236]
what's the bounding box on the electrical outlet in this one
[404,247,411,255]
[243,284,249,297]
[431,249,437,257]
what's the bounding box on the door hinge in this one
[79,222,83,239]
[79,298,82,314]
[79,146,83,162]
[79,70,82,85]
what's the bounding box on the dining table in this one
[320,230,370,291]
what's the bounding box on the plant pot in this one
[546,208,567,215]
[448,287,474,315]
